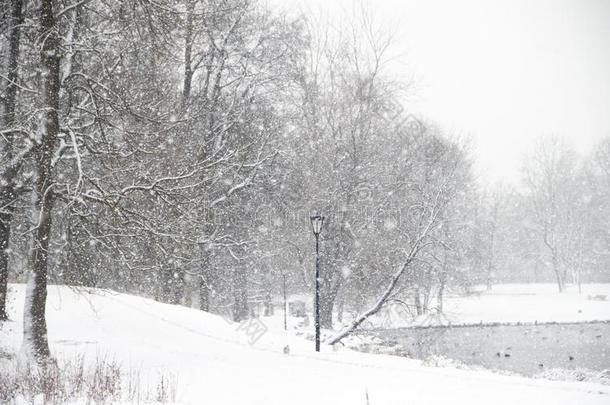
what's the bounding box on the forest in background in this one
[0,0,609,364]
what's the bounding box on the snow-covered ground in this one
[364,283,610,328]
[1,283,609,404]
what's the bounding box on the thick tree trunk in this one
[319,280,338,328]
[319,296,334,329]
[0,0,24,322]
[22,0,61,363]
[318,257,342,329]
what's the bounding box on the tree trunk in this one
[577,231,584,294]
[157,266,171,302]
[233,265,248,322]
[336,295,344,323]
[438,249,448,313]
[199,278,210,311]
[486,224,495,291]
[327,253,420,345]
[170,269,184,305]
[0,244,8,321]
[318,280,337,328]
[552,253,564,292]
[198,263,211,311]
[0,0,24,322]
[423,288,430,313]
[414,289,423,316]
[319,303,333,328]
[158,266,183,304]
[318,257,342,329]
[22,0,61,363]
[181,0,194,108]
[437,279,445,314]
[263,291,273,316]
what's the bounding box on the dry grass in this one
[0,354,177,404]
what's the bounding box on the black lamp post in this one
[309,212,324,352]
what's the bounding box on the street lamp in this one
[309,212,324,352]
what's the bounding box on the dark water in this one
[362,322,610,376]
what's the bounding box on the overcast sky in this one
[269,0,610,185]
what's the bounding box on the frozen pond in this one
[361,322,610,376]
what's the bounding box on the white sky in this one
[268,0,610,184]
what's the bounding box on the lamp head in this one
[309,212,325,236]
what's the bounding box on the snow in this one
[365,283,610,328]
[445,283,610,323]
[1,283,609,404]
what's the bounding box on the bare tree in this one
[22,0,61,363]
[523,137,581,292]
[327,135,470,344]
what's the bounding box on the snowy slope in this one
[1,284,609,405]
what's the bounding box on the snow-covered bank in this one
[358,283,610,329]
[1,284,609,404]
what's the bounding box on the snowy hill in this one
[1,284,609,404]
